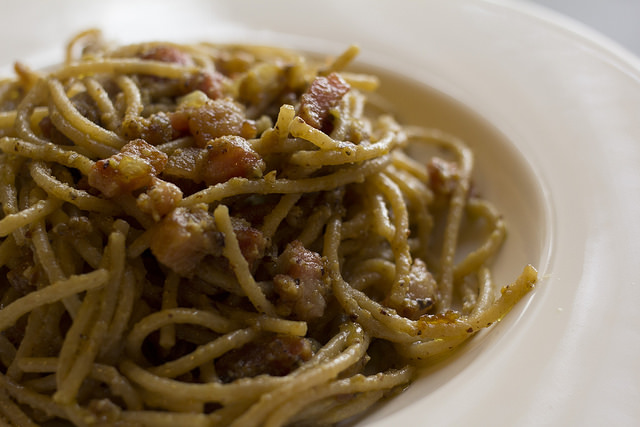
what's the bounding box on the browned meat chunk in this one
[230,216,267,268]
[215,334,313,383]
[199,135,265,185]
[139,45,194,66]
[136,176,183,221]
[162,147,202,182]
[137,112,180,146]
[131,96,256,147]
[190,71,228,100]
[88,139,168,197]
[149,207,266,276]
[298,72,350,130]
[170,98,257,148]
[163,136,265,186]
[149,206,222,276]
[426,157,459,196]
[273,240,329,321]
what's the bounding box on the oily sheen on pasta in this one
[0,30,537,426]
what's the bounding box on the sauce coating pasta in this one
[0,30,536,426]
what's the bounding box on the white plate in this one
[2,0,639,425]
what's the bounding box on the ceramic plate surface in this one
[1,1,639,425]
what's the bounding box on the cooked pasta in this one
[0,30,537,426]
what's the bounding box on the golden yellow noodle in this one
[0,30,537,426]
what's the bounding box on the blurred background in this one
[528,0,640,57]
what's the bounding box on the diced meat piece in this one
[88,139,168,197]
[298,72,350,131]
[149,206,222,276]
[426,157,459,196]
[139,45,194,66]
[230,216,267,267]
[171,98,257,148]
[138,112,181,146]
[391,258,437,320]
[215,334,313,383]
[168,109,190,134]
[118,140,169,174]
[199,135,265,185]
[163,136,265,186]
[124,92,251,146]
[149,206,265,276]
[136,176,183,221]
[273,240,329,321]
[123,112,184,145]
[163,147,203,181]
[189,71,228,100]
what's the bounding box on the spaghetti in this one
[0,30,537,426]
